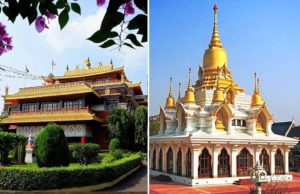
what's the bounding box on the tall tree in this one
[134,106,147,152]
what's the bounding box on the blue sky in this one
[0,1,148,110]
[150,0,300,123]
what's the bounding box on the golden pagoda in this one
[251,73,264,106]
[184,68,196,103]
[165,77,176,108]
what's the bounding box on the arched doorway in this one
[167,147,173,174]
[275,149,284,175]
[259,149,270,174]
[237,148,253,176]
[186,149,192,177]
[152,149,156,170]
[177,148,182,176]
[198,148,212,178]
[218,148,230,177]
[159,149,163,172]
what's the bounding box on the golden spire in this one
[209,3,222,48]
[84,57,91,69]
[251,73,264,106]
[178,82,181,100]
[185,68,196,103]
[212,77,224,103]
[165,77,176,108]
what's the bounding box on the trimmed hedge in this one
[0,154,141,190]
[109,138,120,153]
[72,143,100,165]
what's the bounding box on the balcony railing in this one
[9,107,91,117]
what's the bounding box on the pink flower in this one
[45,11,56,20]
[122,0,135,16]
[97,0,105,6]
[0,22,13,56]
[35,16,48,33]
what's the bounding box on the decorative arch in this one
[198,148,212,178]
[259,148,270,175]
[218,148,230,177]
[177,148,182,176]
[159,148,163,172]
[225,86,236,104]
[167,147,173,174]
[255,105,272,133]
[186,148,192,178]
[237,148,253,176]
[213,104,232,131]
[152,149,156,170]
[176,102,187,132]
[275,149,284,175]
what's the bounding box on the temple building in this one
[150,4,298,185]
[0,59,146,149]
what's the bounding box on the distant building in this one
[0,59,147,149]
[272,119,300,141]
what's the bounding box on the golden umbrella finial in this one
[185,68,196,103]
[165,77,175,108]
[209,3,222,48]
[178,82,181,99]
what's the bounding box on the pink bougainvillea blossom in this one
[0,22,13,56]
[35,16,48,33]
[45,11,56,20]
[97,0,105,7]
[122,0,135,16]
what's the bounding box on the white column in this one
[173,146,178,175]
[162,147,167,173]
[182,148,187,176]
[228,118,233,135]
[231,145,238,177]
[285,149,290,174]
[270,147,276,175]
[255,146,262,165]
[246,119,257,136]
[210,116,217,134]
[155,147,160,171]
[213,145,220,178]
[185,117,195,133]
[191,149,200,179]
[150,147,154,169]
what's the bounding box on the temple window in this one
[152,149,156,170]
[159,149,163,172]
[64,99,84,109]
[218,148,230,177]
[22,103,39,112]
[232,119,236,126]
[275,149,284,175]
[167,147,173,174]
[259,149,270,175]
[41,101,60,111]
[177,149,182,176]
[198,148,212,178]
[237,148,253,176]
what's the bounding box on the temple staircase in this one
[233,178,253,185]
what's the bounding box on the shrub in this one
[111,149,123,159]
[0,132,25,165]
[72,143,100,165]
[0,154,141,190]
[109,138,120,153]
[17,143,25,164]
[134,106,147,152]
[35,123,69,167]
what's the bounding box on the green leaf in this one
[133,0,147,14]
[106,0,130,12]
[100,12,124,32]
[126,34,143,47]
[56,0,66,9]
[127,14,147,42]
[38,3,46,15]
[123,43,135,49]
[27,6,38,24]
[100,39,116,48]
[47,3,58,15]
[71,3,81,15]
[88,30,118,43]
[58,6,70,29]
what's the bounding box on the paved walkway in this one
[150,172,300,194]
[101,162,148,193]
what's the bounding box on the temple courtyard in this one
[150,172,300,194]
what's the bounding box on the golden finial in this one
[178,82,181,99]
[165,77,175,108]
[209,3,222,48]
[110,58,113,65]
[4,85,9,96]
[66,65,69,71]
[84,57,91,69]
[185,68,196,103]
[251,73,264,106]
[213,76,224,103]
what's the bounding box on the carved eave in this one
[159,106,171,121]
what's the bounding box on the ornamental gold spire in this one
[165,77,176,108]
[178,82,181,100]
[251,73,264,106]
[209,3,222,48]
[185,68,196,103]
[212,77,224,103]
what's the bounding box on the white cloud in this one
[43,8,106,52]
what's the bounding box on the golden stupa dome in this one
[251,73,264,106]
[185,68,196,104]
[212,78,224,103]
[165,77,176,108]
[203,4,228,70]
